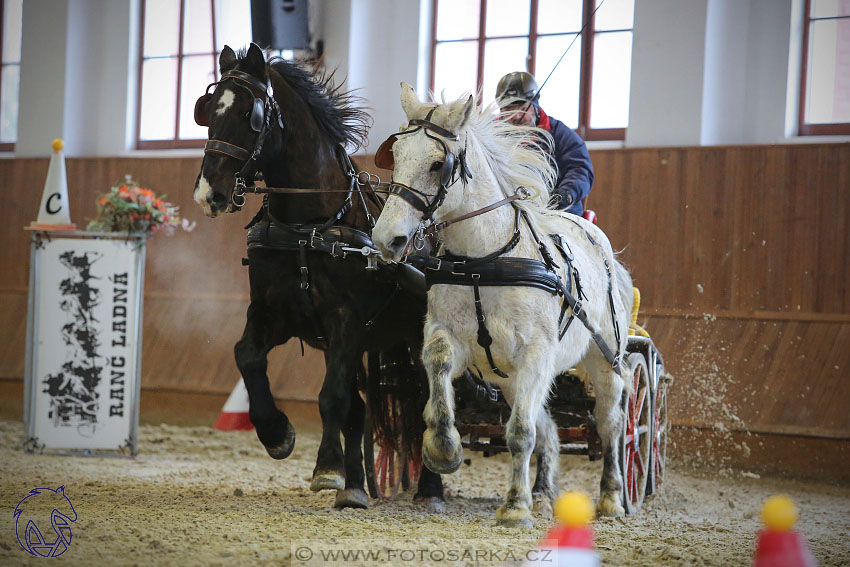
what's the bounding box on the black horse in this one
[191,43,443,509]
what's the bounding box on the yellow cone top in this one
[762,495,798,532]
[52,138,64,152]
[554,491,595,527]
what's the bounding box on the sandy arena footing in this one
[1,420,848,567]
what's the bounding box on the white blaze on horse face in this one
[215,89,236,116]
[194,175,215,217]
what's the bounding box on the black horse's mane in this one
[238,49,371,151]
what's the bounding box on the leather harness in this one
[384,118,624,379]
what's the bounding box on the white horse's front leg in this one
[421,329,464,474]
[498,355,552,528]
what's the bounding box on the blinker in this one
[194,93,213,127]
[375,134,398,170]
[441,151,456,187]
[250,98,265,132]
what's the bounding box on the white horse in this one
[372,83,634,527]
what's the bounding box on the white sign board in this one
[25,233,145,454]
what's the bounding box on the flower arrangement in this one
[87,177,193,236]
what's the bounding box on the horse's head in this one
[193,43,282,217]
[373,83,475,261]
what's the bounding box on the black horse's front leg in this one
[235,301,295,459]
[311,342,360,493]
[333,375,369,509]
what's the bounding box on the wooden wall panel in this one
[0,157,325,399]
[642,315,850,437]
[1,144,848,439]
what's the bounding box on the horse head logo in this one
[13,486,77,557]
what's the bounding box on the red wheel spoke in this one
[635,388,646,421]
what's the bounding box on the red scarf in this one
[537,107,551,131]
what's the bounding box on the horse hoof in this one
[334,488,369,509]
[496,517,534,529]
[264,420,296,459]
[532,497,553,519]
[310,471,345,492]
[496,506,533,528]
[422,429,463,474]
[413,495,446,513]
[597,491,625,517]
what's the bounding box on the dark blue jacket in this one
[540,109,593,215]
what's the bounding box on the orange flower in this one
[98,196,108,206]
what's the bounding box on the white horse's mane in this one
[433,91,565,238]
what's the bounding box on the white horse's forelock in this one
[427,92,564,238]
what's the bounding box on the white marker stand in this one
[24,230,145,456]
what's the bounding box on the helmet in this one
[496,72,539,107]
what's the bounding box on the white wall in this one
[328,0,423,153]
[745,0,794,143]
[16,0,70,156]
[16,0,137,157]
[626,0,709,146]
[10,0,846,156]
[700,0,749,145]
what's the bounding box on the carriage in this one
[364,267,673,515]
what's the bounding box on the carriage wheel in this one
[621,354,652,514]
[647,367,669,496]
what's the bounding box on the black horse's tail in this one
[365,344,428,457]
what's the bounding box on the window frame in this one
[136,0,220,150]
[429,0,631,141]
[798,0,850,136]
[0,0,21,152]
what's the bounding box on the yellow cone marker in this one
[761,494,798,532]
[554,491,595,527]
[527,491,599,567]
[754,495,817,567]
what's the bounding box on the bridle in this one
[375,107,541,252]
[375,107,472,224]
[194,69,285,208]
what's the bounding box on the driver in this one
[496,71,594,216]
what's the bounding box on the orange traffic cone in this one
[28,139,76,231]
[213,379,254,431]
[753,495,818,567]
[527,491,600,567]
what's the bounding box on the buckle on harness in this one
[298,239,310,290]
[309,228,323,248]
[611,354,621,372]
[572,300,583,318]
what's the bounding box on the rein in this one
[426,187,532,236]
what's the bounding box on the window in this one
[799,0,850,135]
[137,0,253,149]
[431,0,634,141]
[0,0,22,151]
